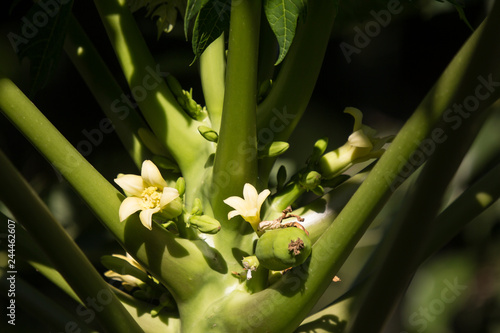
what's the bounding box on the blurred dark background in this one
[1,0,499,332]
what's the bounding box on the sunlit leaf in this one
[264,0,307,65]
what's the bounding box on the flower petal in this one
[160,187,180,207]
[348,130,373,148]
[344,107,363,131]
[242,183,258,203]
[119,197,144,222]
[114,175,145,196]
[139,207,160,230]
[141,160,167,188]
[256,189,271,209]
[223,196,248,213]
[227,210,241,220]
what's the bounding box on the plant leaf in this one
[184,0,210,38]
[191,0,230,62]
[17,0,74,96]
[434,0,473,31]
[264,0,307,65]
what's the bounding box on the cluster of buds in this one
[166,74,207,121]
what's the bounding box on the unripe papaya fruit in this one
[255,227,312,271]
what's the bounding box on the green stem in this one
[0,77,221,302]
[425,160,500,259]
[349,3,500,331]
[257,0,339,183]
[0,269,97,333]
[265,182,305,218]
[64,14,158,168]
[0,213,180,331]
[197,1,500,330]
[0,150,142,333]
[199,33,225,132]
[93,0,208,173]
[0,214,80,302]
[210,0,262,257]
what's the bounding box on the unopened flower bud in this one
[189,215,221,234]
[259,141,289,159]
[276,165,287,190]
[300,171,322,190]
[175,177,185,197]
[309,136,329,164]
[198,126,219,143]
[138,128,170,156]
[152,155,180,173]
[159,197,183,219]
[190,198,203,216]
[166,75,183,97]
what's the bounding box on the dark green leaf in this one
[264,0,307,65]
[184,0,211,38]
[191,0,230,62]
[17,0,74,96]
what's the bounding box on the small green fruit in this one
[255,228,311,271]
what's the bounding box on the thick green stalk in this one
[257,0,339,183]
[210,0,262,263]
[0,150,142,333]
[197,1,500,330]
[93,0,209,174]
[64,14,157,168]
[0,77,222,302]
[349,3,500,331]
[199,33,225,132]
[0,213,180,331]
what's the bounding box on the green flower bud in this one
[198,126,219,143]
[242,255,260,280]
[175,177,185,197]
[166,75,183,97]
[310,136,329,164]
[187,98,199,113]
[276,165,287,190]
[255,228,312,271]
[152,156,180,173]
[259,141,289,159]
[159,197,183,219]
[190,198,203,216]
[138,128,170,156]
[177,96,187,108]
[242,256,259,270]
[300,171,322,191]
[189,215,221,234]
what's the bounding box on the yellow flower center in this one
[141,186,162,209]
